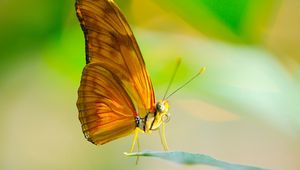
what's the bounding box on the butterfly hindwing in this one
[77,63,137,144]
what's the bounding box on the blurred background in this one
[0,0,299,169]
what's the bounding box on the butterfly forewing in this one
[76,0,155,144]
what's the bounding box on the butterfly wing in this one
[76,0,155,144]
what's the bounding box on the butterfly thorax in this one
[136,100,170,133]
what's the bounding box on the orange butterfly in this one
[75,0,170,152]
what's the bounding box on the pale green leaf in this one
[125,151,270,170]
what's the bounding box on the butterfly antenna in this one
[163,58,182,100]
[166,67,206,100]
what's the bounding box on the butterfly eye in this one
[156,103,165,112]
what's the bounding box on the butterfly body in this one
[135,100,170,133]
[76,0,170,150]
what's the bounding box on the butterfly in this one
[75,0,171,152]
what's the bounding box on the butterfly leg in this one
[135,133,140,164]
[159,122,169,151]
[130,128,140,164]
[130,128,139,153]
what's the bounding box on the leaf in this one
[124,151,270,170]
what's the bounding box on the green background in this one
[1,0,299,169]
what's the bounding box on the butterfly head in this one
[155,100,170,122]
[144,100,170,132]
